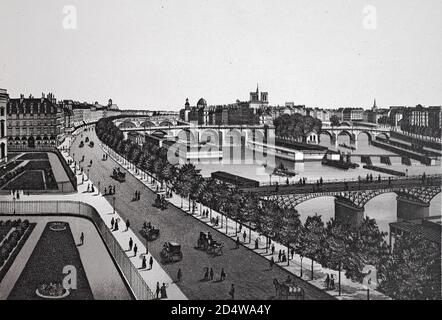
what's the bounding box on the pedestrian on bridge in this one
[269,256,275,270]
[129,237,133,251]
[271,243,275,256]
[243,230,247,243]
[133,244,138,257]
[110,217,115,229]
[177,268,182,282]
[220,268,226,281]
[126,219,130,231]
[235,237,240,249]
[80,232,84,245]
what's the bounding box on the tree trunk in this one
[225,217,228,234]
[300,257,303,277]
[311,259,314,280]
[338,263,342,296]
[287,245,290,266]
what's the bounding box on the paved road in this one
[71,130,334,300]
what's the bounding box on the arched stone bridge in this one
[246,175,442,229]
[319,124,390,148]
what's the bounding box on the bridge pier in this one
[396,196,430,221]
[334,198,365,229]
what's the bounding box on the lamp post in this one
[13,196,16,214]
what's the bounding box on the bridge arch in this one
[118,121,136,129]
[177,129,197,143]
[375,132,389,140]
[140,120,156,128]
[357,131,373,143]
[200,128,220,145]
[319,130,335,145]
[340,122,351,127]
[159,120,174,127]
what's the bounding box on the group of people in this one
[210,216,220,227]
[324,274,336,291]
[155,282,168,299]
[201,209,210,218]
[202,266,226,282]
[104,185,116,195]
[133,190,141,201]
[298,177,308,186]
[10,189,28,199]
[110,217,120,231]
[86,183,95,193]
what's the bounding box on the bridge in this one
[319,124,390,148]
[241,174,442,229]
[114,115,180,129]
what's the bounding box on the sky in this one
[0,0,441,110]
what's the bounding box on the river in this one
[194,133,441,235]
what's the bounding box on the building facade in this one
[0,88,8,163]
[7,93,63,148]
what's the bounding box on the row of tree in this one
[95,117,441,299]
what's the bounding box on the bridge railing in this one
[258,174,441,187]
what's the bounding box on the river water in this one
[194,133,441,235]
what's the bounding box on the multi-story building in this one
[7,93,63,148]
[342,107,364,122]
[0,88,8,163]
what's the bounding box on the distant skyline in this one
[0,0,441,110]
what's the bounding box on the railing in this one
[0,200,154,300]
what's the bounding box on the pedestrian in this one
[160,283,168,299]
[204,267,209,281]
[290,247,295,260]
[115,218,119,231]
[104,187,107,195]
[271,243,275,256]
[87,184,90,192]
[220,268,226,281]
[330,275,335,290]
[278,250,282,262]
[254,238,258,249]
[229,284,235,300]
[91,185,94,193]
[149,256,153,270]
[133,244,138,257]
[209,267,214,280]
[126,219,130,231]
[129,237,133,251]
[155,282,160,299]
[141,256,146,269]
[235,237,240,249]
[243,230,247,243]
[270,256,274,270]
[80,232,84,245]
[177,268,182,282]
[324,274,330,290]
[111,217,114,229]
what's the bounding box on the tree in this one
[303,214,325,280]
[330,115,340,127]
[378,231,441,300]
[322,218,354,295]
[279,208,302,266]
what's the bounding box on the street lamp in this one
[13,196,16,214]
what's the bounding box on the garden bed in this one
[8,222,93,300]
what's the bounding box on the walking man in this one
[209,267,214,281]
[111,217,115,229]
[80,232,84,245]
[177,268,182,282]
[126,219,130,231]
[270,256,274,270]
[149,256,154,270]
[220,268,226,281]
[156,282,160,299]
[243,230,247,243]
[133,244,138,257]
[271,243,275,256]
[235,237,240,249]
[229,284,235,300]
[129,237,133,251]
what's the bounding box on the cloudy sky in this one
[0,0,441,110]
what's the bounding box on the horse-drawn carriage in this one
[273,278,305,300]
[152,194,168,210]
[160,242,183,263]
[140,222,160,241]
[196,232,224,256]
[79,141,84,148]
[111,167,126,182]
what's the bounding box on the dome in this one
[197,98,207,107]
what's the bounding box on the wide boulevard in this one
[70,129,334,300]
